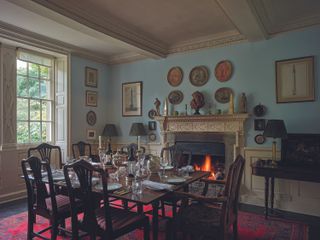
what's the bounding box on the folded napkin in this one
[180,165,194,173]
[142,180,173,191]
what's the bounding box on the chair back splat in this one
[27,143,62,168]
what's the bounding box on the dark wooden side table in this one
[251,160,320,218]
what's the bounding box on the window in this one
[16,50,54,144]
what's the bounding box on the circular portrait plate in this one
[86,111,96,126]
[148,133,156,142]
[167,67,183,87]
[148,109,157,119]
[189,66,209,86]
[214,60,233,82]
[214,87,233,103]
[168,90,184,105]
[255,134,266,145]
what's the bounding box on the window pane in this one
[17,121,29,143]
[30,100,40,120]
[42,122,52,142]
[30,122,41,143]
[17,60,27,75]
[17,98,29,120]
[17,76,28,97]
[40,66,50,79]
[41,101,52,121]
[29,78,40,98]
[28,63,39,78]
[40,80,50,99]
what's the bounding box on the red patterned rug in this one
[0,210,308,240]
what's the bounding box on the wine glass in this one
[160,156,169,178]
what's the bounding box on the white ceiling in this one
[0,0,319,64]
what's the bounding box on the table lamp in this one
[102,124,118,154]
[129,123,147,151]
[263,119,287,164]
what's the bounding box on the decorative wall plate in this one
[189,66,209,86]
[148,109,157,119]
[86,111,96,126]
[214,87,233,103]
[255,134,266,144]
[214,60,233,82]
[167,67,183,87]
[253,104,266,117]
[168,90,184,105]
[148,133,156,142]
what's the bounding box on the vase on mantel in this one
[194,108,200,115]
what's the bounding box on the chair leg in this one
[51,220,58,240]
[27,211,34,240]
[233,219,238,240]
[143,218,150,240]
[161,201,166,217]
[172,202,177,218]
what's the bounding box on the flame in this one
[194,154,215,179]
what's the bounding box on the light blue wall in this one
[108,26,320,147]
[71,55,111,143]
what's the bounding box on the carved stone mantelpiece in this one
[154,114,250,158]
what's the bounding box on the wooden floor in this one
[1,199,319,240]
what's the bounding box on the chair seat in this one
[45,194,71,213]
[176,203,221,237]
[96,207,147,232]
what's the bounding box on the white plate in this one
[166,178,186,184]
[160,166,174,170]
[95,183,122,191]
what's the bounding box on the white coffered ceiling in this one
[0,0,319,64]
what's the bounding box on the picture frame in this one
[122,81,142,117]
[87,129,96,140]
[148,121,156,130]
[86,90,97,107]
[85,67,98,87]
[254,119,266,131]
[275,56,314,103]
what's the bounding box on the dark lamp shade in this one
[129,123,147,136]
[102,124,118,137]
[263,120,287,139]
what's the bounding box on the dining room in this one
[1,0,320,239]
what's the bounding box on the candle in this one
[99,136,102,149]
[137,136,141,151]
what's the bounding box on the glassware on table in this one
[132,179,143,194]
[160,156,169,178]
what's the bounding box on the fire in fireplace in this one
[193,154,225,180]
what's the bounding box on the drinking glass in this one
[132,179,143,194]
[160,157,169,178]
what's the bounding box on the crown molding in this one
[0,20,111,64]
[107,52,147,65]
[169,31,246,54]
[29,0,168,58]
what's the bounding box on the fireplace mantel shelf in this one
[154,113,250,133]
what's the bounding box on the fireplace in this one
[175,141,225,179]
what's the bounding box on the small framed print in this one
[148,133,156,142]
[122,81,142,117]
[85,67,98,87]
[148,121,156,130]
[254,119,266,131]
[276,56,314,103]
[86,90,97,107]
[87,129,96,140]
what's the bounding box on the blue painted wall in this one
[71,55,110,143]
[108,26,320,147]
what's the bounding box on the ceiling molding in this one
[28,0,168,58]
[107,53,147,65]
[0,20,110,64]
[217,0,267,41]
[169,31,246,54]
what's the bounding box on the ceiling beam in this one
[216,0,268,41]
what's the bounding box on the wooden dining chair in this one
[63,159,150,239]
[27,143,62,169]
[72,141,99,162]
[21,156,72,240]
[160,145,192,217]
[167,155,245,240]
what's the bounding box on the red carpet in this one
[0,210,308,240]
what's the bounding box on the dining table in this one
[37,164,210,240]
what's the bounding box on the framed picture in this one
[122,81,142,117]
[85,67,98,87]
[86,90,97,107]
[276,56,314,103]
[254,119,266,131]
[148,121,156,130]
[87,129,96,140]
